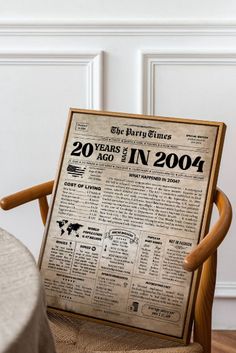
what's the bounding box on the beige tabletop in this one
[0,227,56,353]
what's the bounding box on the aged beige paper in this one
[40,111,222,340]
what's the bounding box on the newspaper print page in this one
[40,112,219,338]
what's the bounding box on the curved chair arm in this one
[183,188,232,272]
[0,180,54,225]
[0,180,54,210]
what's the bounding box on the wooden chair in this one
[0,181,232,353]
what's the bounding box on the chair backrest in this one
[0,181,232,353]
[37,184,231,352]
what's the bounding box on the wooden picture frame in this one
[39,108,225,345]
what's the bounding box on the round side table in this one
[0,228,56,353]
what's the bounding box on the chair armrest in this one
[0,180,54,210]
[183,188,232,272]
[1,182,232,272]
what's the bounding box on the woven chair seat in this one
[48,312,203,353]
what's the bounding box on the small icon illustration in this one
[129,301,139,312]
[57,220,83,238]
[56,220,68,236]
[105,229,139,244]
[67,164,86,178]
[67,223,83,237]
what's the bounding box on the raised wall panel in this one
[140,51,236,316]
[0,51,103,186]
[140,52,236,117]
[0,51,103,258]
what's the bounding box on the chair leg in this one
[194,251,217,353]
[38,196,49,225]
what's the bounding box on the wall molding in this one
[215,282,236,299]
[1,21,236,36]
[140,51,236,115]
[0,51,103,109]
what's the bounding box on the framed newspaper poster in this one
[39,109,225,344]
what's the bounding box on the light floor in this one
[212,331,236,353]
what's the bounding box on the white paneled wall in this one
[0,50,103,259]
[0,2,235,328]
